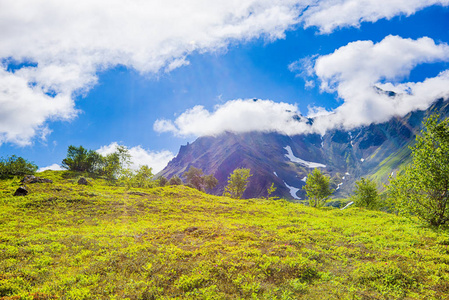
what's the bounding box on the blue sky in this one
[1,1,449,172]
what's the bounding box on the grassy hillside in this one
[1,171,449,299]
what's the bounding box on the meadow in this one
[1,171,449,299]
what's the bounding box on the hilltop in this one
[1,171,449,299]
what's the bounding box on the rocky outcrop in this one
[14,186,28,196]
[77,177,89,185]
[21,175,53,184]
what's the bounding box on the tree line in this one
[59,145,253,197]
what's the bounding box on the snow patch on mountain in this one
[341,201,354,210]
[284,146,326,168]
[336,182,343,190]
[273,172,278,177]
[283,181,301,200]
[301,176,307,182]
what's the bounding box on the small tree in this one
[204,174,218,190]
[183,166,205,190]
[267,183,278,200]
[223,168,252,199]
[303,169,333,207]
[388,114,449,226]
[183,166,217,192]
[353,177,378,209]
[0,155,38,178]
[120,165,154,188]
[62,145,92,172]
[101,145,131,179]
[168,175,183,186]
[158,176,168,187]
[133,165,154,188]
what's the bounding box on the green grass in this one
[1,171,449,299]
[369,143,412,185]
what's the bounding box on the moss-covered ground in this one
[1,171,449,299]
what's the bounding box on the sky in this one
[1,0,449,173]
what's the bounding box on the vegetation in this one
[3,115,449,298]
[158,176,168,187]
[182,166,217,192]
[303,169,333,207]
[389,115,449,227]
[353,177,379,209]
[61,145,131,179]
[120,165,154,189]
[0,155,37,178]
[1,170,449,299]
[168,175,182,186]
[223,168,252,199]
[267,182,278,200]
[61,145,102,173]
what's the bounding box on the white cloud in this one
[96,142,174,173]
[153,99,312,136]
[158,36,449,137]
[301,0,449,33]
[1,0,448,145]
[38,163,64,172]
[0,66,77,146]
[311,35,449,132]
[0,0,304,145]
[306,105,333,118]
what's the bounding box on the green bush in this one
[353,177,379,209]
[303,169,333,207]
[0,155,38,178]
[388,114,449,226]
[223,168,252,199]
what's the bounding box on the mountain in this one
[158,99,449,200]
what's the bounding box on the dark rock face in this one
[14,186,28,196]
[77,177,89,185]
[158,99,449,200]
[21,175,53,184]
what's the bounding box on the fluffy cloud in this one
[310,35,449,132]
[1,0,447,145]
[301,0,449,33]
[0,0,303,145]
[96,142,174,173]
[158,36,449,137]
[154,99,313,136]
[38,163,64,172]
[0,66,78,145]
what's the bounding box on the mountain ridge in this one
[159,99,449,200]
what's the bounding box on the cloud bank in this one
[312,35,449,132]
[1,1,448,145]
[96,142,174,173]
[154,99,312,136]
[301,0,449,33]
[155,36,449,137]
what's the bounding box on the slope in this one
[1,171,449,299]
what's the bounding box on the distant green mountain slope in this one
[1,171,449,299]
[159,99,449,200]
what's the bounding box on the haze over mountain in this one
[159,99,449,200]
